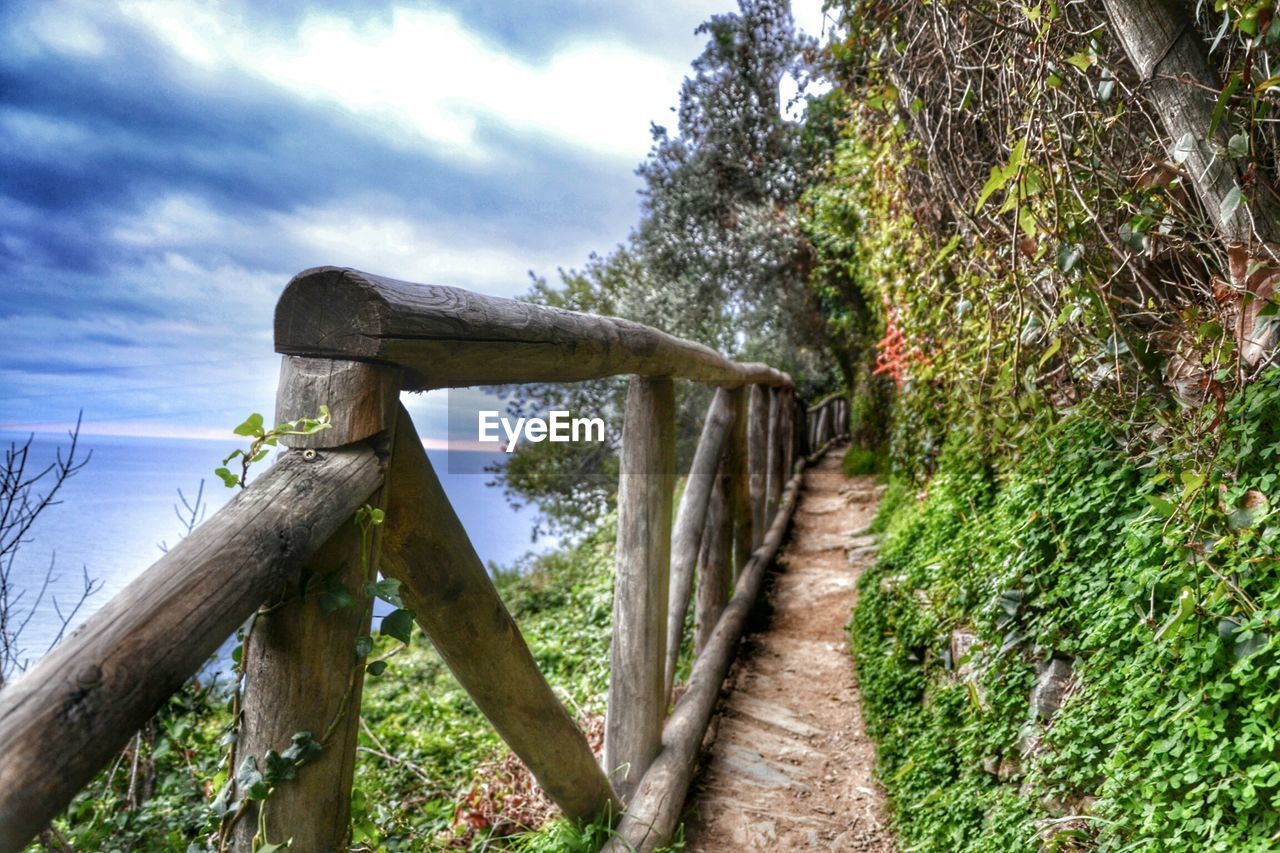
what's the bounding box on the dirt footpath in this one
[683,447,892,851]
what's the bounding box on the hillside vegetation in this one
[813,0,1280,848]
[19,0,1280,849]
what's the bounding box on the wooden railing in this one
[0,266,849,852]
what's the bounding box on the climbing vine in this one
[853,372,1280,849]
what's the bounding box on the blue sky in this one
[1,0,827,442]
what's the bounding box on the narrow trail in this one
[683,447,892,851]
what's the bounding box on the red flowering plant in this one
[873,300,930,390]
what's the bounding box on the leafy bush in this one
[853,372,1280,851]
[842,445,885,477]
[35,520,620,851]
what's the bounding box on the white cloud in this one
[24,3,110,58]
[278,203,595,297]
[107,2,686,165]
[111,191,595,298]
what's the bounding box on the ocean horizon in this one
[1,429,553,676]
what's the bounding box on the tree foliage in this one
[494,0,839,532]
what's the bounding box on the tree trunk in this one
[1103,0,1280,361]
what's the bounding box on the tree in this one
[0,417,99,687]
[1102,0,1280,363]
[490,1,842,532]
[633,0,827,374]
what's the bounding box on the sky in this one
[1,0,830,443]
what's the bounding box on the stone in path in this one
[683,447,892,851]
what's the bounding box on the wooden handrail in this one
[805,390,844,413]
[275,267,792,390]
[0,266,855,852]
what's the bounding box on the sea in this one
[1,430,552,675]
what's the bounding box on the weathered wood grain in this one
[1103,0,1278,244]
[0,444,386,852]
[380,405,620,821]
[662,387,735,700]
[603,466,805,853]
[814,405,831,449]
[747,385,769,549]
[606,377,676,802]
[231,520,376,852]
[765,388,784,527]
[231,367,399,851]
[274,356,401,448]
[727,387,752,580]
[792,391,808,461]
[779,388,796,480]
[694,462,732,657]
[275,268,793,390]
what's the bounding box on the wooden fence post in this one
[663,388,734,700]
[0,445,386,852]
[232,358,400,851]
[765,388,785,527]
[606,377,675,801]
[780,388,795,477]
[380,406,620,821]
[694,460,732,656]
[747,384,769,549]
[727,386,752,581]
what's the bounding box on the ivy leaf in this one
[380,608,415,645]
[367,660,388,677]
[1220,186,1244,224]
[1144,494,1177,517]
[1154,587,1196,642]
[210,780,233,816]
[365,578,403,607]
[233,413,265,438]
[280,731,321,764]
[318,578,354,614]
[1066,51,1094,72]
[1172,132,1197,164]
[1234,630,1268,660]
[1228,133,1250,159]
[263,749,296,785]
[354,635,374,658]
[1219,617,1269,661]
[213,467,240,489]
[235,757,267,800]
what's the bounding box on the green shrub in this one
[852,372,1280,851]
[39,519,620,851]
[842,445,886,477]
